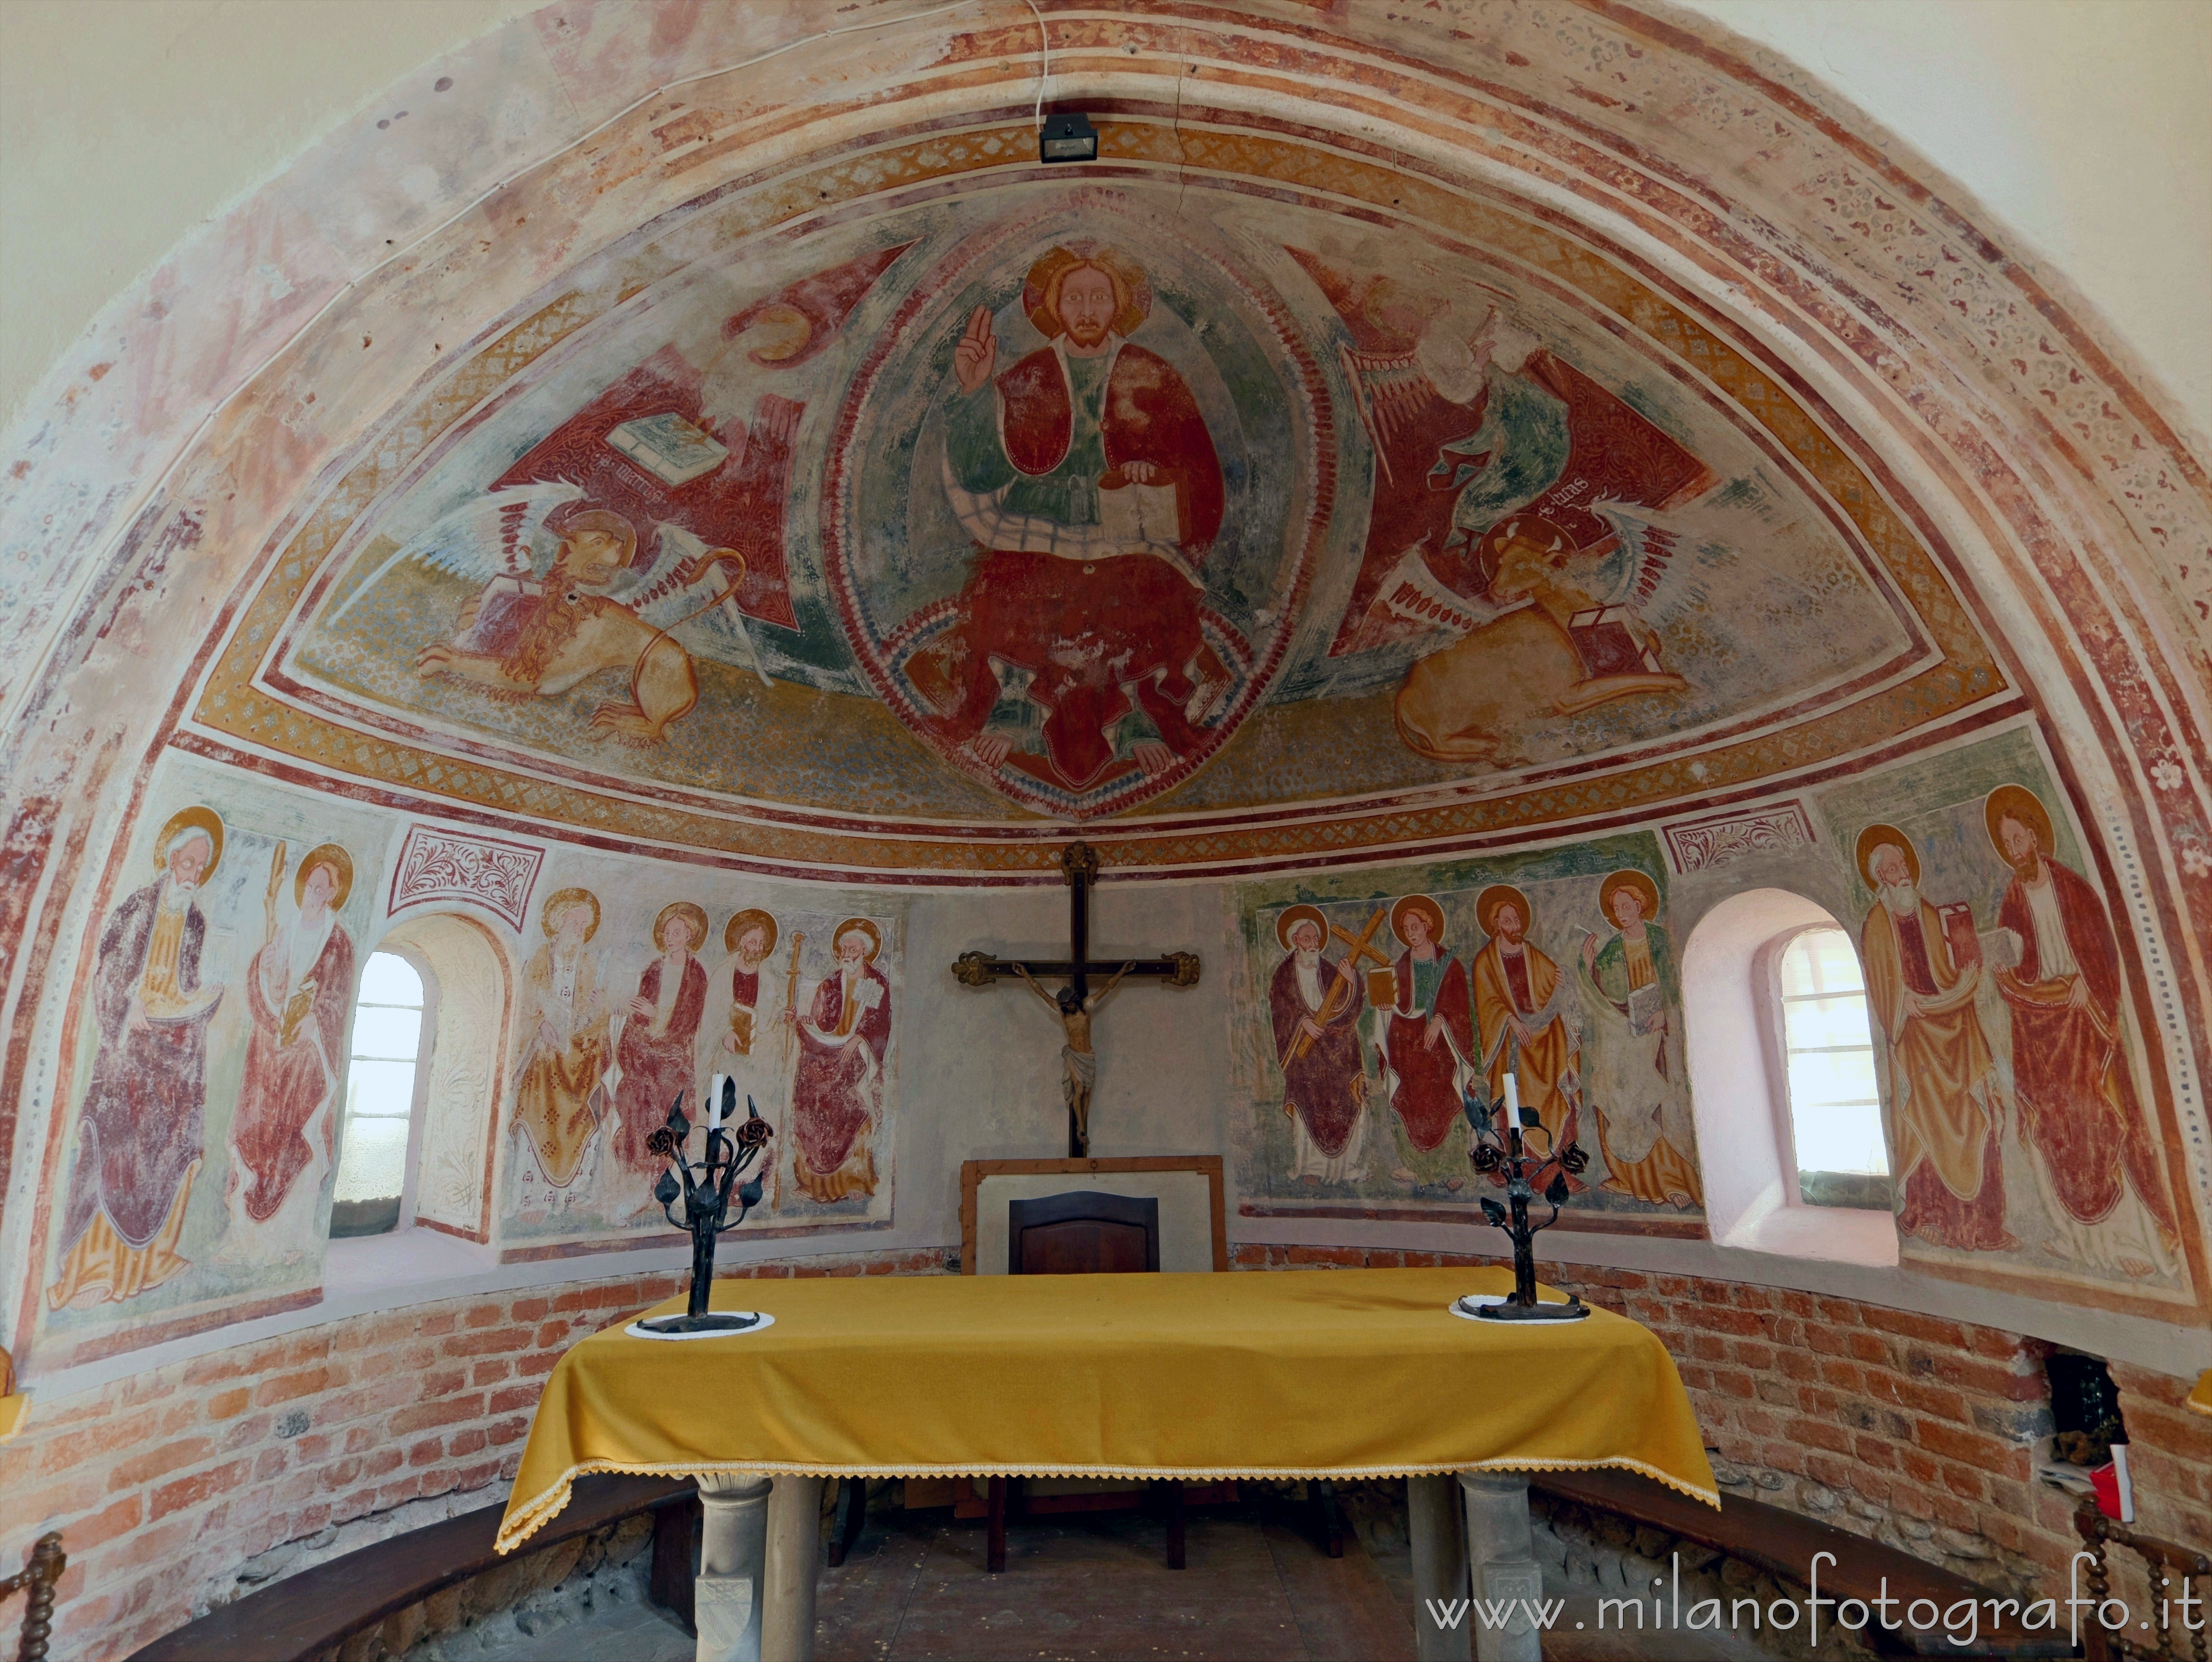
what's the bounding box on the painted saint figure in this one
[1578,870,1701,1209]
[612,902,710,1182]
[1986,788,2179,1278]
[1266,906,1369,1185]
[49,809,228,1309]
[231,843,357,1227]
[707,908,786,1117]
[1377,894,1475,1185]
[1855,827,2013,1253]
[784,920,891,1202]
[1469,885,1584,1191]
[513,888,612,1191]
[912,243,1231,791]
[1013,960,1134,1157]
[414,506,704,743]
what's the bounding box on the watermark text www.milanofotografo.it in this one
[1421,1553,2207,1649]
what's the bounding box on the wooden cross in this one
[953,841,1200,1157]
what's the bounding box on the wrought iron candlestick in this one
[634,1085,775,1337]
[1466,1089,1592,1322]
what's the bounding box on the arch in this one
[372,911,513,1244]
[1683,887,1897,1266]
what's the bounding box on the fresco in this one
[499,859,904,1252]
[37,757,395,1353]
[1229,832,1706,1227]
[273,186,1915,831]
[1807,730,2188,1297]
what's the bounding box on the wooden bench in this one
[127,1473,697,1662]
[1532,1469,2076,1659]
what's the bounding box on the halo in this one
[1854,824,1921,890]
[1472,884,1531,939]
[1984,785,2054,860]
[1275,904,1328,951]
[724,907,779,957]
[1022,243,1152,340]
[1598,869,1660,926]
[153,806,225,881]
[1390,893,1448,947]
[294,844,354,910]
[654,901,710,953]
[540,886,601,943]
[832,917,882,963]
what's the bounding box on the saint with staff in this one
[231,840,356,1236]
[1268,905,1385,1186]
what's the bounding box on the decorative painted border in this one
[386,823,545,932]
[1662,802,1817,873]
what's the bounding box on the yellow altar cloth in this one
[497,1266,1715,1554]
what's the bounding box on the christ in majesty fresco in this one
[906,243,1232,793]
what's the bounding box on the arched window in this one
[1775,927,1889,1209]
[1682,888,1896,1266]
[330,952,424,1238]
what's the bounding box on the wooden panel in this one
[962,1156,1226,1274]
[1009,1191,1161,1275]
[1017,1217,1152,1276]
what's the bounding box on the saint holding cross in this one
[952,841,1200,1156]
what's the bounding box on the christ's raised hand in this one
[953,305,997,394]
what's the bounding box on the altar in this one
[498,1265,1713,1661]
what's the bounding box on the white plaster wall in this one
[0,0,540,432]
[5,0,2206,438]
[1670,0,2212,444]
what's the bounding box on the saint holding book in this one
[1578,869,1701,1209]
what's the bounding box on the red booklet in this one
[1938,902,1981,971]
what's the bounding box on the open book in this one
[604,413,730,488]
[1097,477,1181,551]
[1627,981,1666,1037]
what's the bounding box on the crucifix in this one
[953,841,1201,1157]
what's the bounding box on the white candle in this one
[1503,1072,1520,1133]
[707,1075,724,1129]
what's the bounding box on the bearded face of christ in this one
[1054,265,1120,351]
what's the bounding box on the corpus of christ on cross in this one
[953,841,1201,1158]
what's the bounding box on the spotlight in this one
[1040,113,1098,163]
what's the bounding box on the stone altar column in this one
[1408,1472,1473,1662]
[761,1474,824,1662]
[1457,1471,1543,1662]
[696,1472,772,1662]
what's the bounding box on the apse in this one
[0,3,2205,1659]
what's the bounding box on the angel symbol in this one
[329,484,755,745]
[1394,504,1695,767]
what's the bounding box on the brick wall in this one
[1230,1244,2212,1598]
[0,1247,952,1660]
[3,1243,2204,1660]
